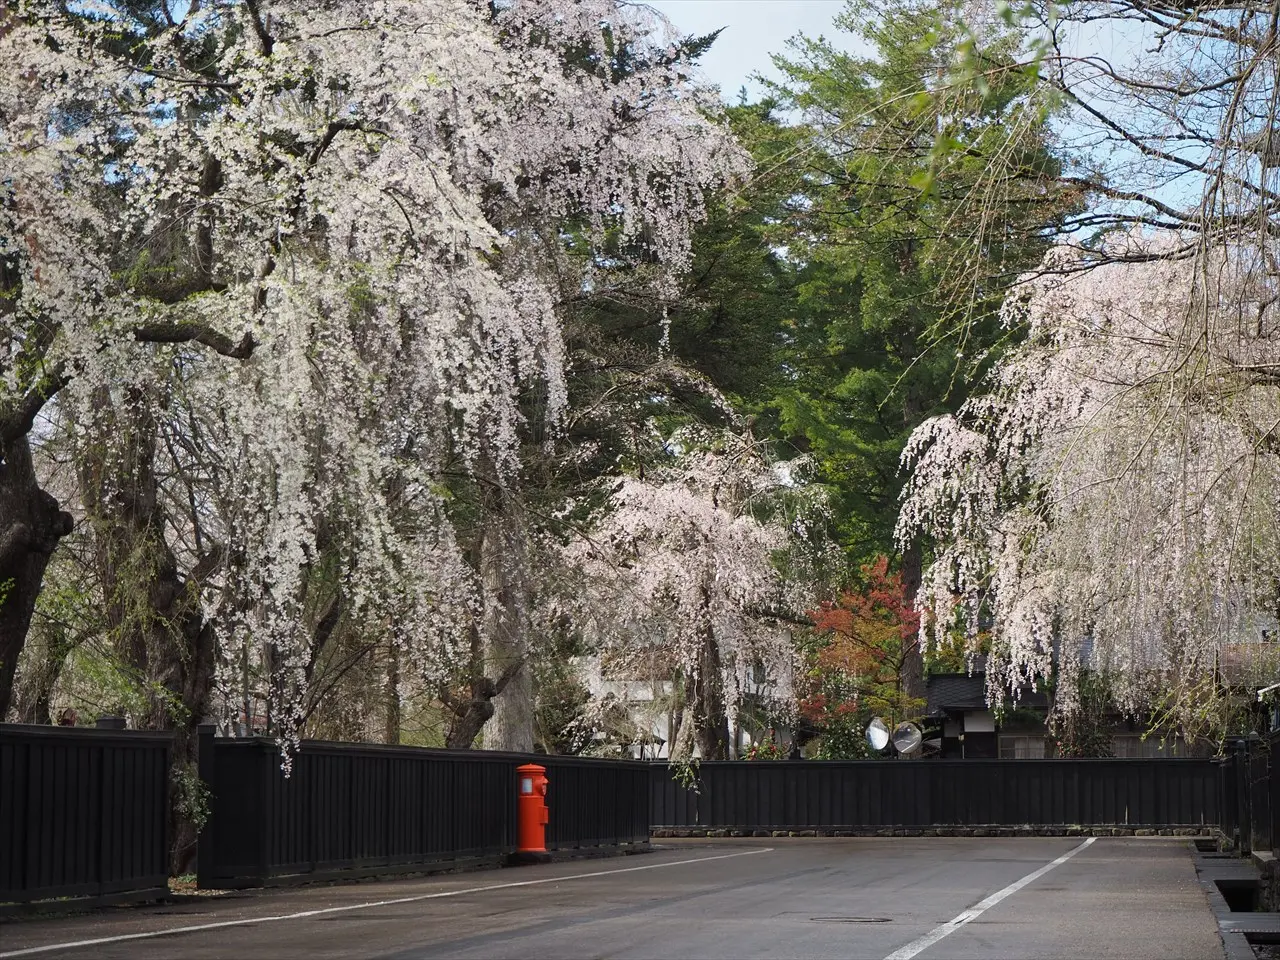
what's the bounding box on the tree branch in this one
[132,322,256,359]
[1,363,69,450]
[243,0,274,56]
[491,656,526,697]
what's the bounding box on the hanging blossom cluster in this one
[898,232,1280,719]
[1,0,747,749]
[559,429,831,745]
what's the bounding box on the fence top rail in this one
[0,723,175,745]
[207,734,649,769]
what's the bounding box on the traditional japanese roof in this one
[925,671,1050,717]
[925,674,987,715]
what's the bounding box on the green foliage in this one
[926,628,991,675]
[60,642,185,726]
[1050,673,1114,759]
[171,763,212,835]
[661,102,809,409]
[64,646,148,719]
[742,736,785,760]
[994,704,1045,729]
[800,557,927,757]
[733,0,1071,564]
[805,687,876,760]
[1146,673,1260,756]
[669,757,702,794]
[532,642,593,756]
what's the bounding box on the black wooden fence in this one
[196,729,651,889]
[541,754,650,850]
[1218,734,1280,856]
[0,724,171,912]
[5,722,1247,912]
[651,759,1220,832]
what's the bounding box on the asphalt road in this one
[0,838,1224,960]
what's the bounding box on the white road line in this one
[883,836,1097,960]
[0,846,774,959]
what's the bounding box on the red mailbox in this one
[515,763,550,863]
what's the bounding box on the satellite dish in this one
[866,717,890,752]
[892,721,923,755]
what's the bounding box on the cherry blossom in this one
[1,0,747,748]
[560,429,830,757]
[899,232,1280,722]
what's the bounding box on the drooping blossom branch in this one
[899,231,1280,723]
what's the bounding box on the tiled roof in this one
[925,672,1050,716]
[926,674,986,713]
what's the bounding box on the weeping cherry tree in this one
[0,0,747,766]
[899,232,1280,732]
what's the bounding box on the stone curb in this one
[650,825,1213,839]
[1194,846,1260,960]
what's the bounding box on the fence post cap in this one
[95,715,127,730]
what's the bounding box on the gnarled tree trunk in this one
[10,620,79,725]
[0,436,73,720]
[442,621,526,749]
[479,478,533,753]
[691,579,729,760]
[77,391,218,874]
[900,539,925,705]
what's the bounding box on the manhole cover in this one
[809,917,892,923]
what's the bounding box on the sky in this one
[643,0,868,102]
[643,2,1201,214]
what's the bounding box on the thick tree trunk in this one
[900,539,925,706]
[486,664,532,752]
[446,693,494,749]
[479,480,533,753]
[121,558,216,877]
[169,722,206,876]
[441,617,526,750]
[691,670,729,759]
[77,392,217,875]
[669,704,695,760]
[79,395,217,727]
[0,436,73,720]
[10,623,77,725]
[384,639,400,745]
[691,580,729,760]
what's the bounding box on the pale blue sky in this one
[644,0,868,101]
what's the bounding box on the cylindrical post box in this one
[514,763,551,864]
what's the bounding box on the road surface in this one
[0,837,1224,960]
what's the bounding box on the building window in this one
[998,735,1047,759]
[1111,735,1185,758]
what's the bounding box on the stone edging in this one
[651,825,1213,838]
[1194,843,1260,960]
